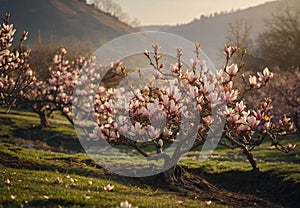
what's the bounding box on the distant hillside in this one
[0,0,138,48]
[142,0,285,67]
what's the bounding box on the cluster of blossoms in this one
[72,58,124,126]
[78,43,297,171]
[22,48,86,126]
[0,13,36,107]
[248,67,300,134]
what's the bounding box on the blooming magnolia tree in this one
[21,48,85,127]
[0,13,36,108]
[74,43,296,181]
[0,12,125,127]
[268,68,299,134]
[20,46,121,127]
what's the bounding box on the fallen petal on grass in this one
[55,177,63,184]
[206,200,212,205]
[87,180,93,186]
[43,195,49,199]
[104,184,114,192]
[4,178,11,185]
[118,200,138,208]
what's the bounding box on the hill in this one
[0,0,138,48]
[142,1,283,67]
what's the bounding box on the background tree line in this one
[86,0,141,28]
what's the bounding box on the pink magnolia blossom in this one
[248,75,257,88]
[263,121,271,133]
[286,144,296,151]
[236,124,251,133]
[104,184,114,192]
[258,67,273,83]
[203,116,214,127]
[252,110,264,120]
[4,178,11,185]
[226,64,239,76]
[163,127,172,137]
[224,45,237,58]
[87,180,93,186]
[146,125,160,140]
[158,139,164,148]
[235,101,246,114]
[55,177,63,184]
[247,115,260,128]
[222,106,235,117]
[119,201,138,208]
[152,43,161,51]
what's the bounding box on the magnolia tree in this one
[0,13,88,127]
[0,13,36,108]
[246,67,300,134]
[0,12,126,127]
[21,47,121,127]
[269,68,300,133]
[21,48,85,127]
[73,43,297,183]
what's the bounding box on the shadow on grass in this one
[192,168,300,208]
[13,126,83,153]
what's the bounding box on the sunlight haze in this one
[113,0,277,25]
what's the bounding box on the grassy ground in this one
[0,109,299,207]
[0,142,225,208]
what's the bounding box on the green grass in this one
[181,133,300,182]
[0,108,76,137]
[0,108,81,153]
[1,167,209,208]
[0,108,300,207]
[0,143,225,208]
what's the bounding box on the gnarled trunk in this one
[160,165,183,185]
[38,110,50,128]
[156,164,217,192]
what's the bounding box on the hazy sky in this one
[113,0,277,25]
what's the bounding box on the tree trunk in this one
[157,164,217,192]
[161,165,183,185]
[294,112,299,135]
[243,148,259,173]
[38,110,50,128]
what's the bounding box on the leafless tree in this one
[88,0,140,28]
[257,0,300,69]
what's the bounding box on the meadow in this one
[0,109,299,208]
